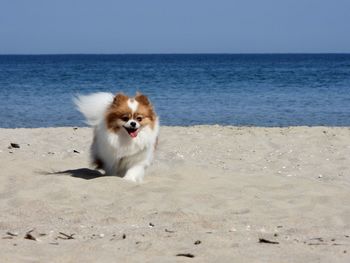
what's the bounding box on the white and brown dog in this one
[75,92,159,182]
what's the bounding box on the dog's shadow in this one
[53,168,105,180]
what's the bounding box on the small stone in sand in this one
[194,240,201,245]
[176,253,195,258]
[259,238,279,244]
[24,230,37,241]
[6,231,18,237]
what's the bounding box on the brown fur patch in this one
[113,93,129,106]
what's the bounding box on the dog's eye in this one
[136,116,143,122]
[122,116,129,122]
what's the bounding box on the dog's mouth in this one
[124,127,139,138]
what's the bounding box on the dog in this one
[74,92,159,182]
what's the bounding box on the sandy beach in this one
[0,126,349,262]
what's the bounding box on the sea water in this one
[0,54,349,127]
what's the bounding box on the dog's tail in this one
[74,92,114,126]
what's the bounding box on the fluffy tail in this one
[74,92,114,126]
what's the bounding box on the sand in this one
[0,126,350,262]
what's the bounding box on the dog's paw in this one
[124,174,143,183]
[124,166,145,183]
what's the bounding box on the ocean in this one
[0,54,349,128]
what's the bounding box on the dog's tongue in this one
[129,130,138,138]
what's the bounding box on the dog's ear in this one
[113,93,128,105]
[135,92,151,106]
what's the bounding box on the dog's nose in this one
[130,121,136,127]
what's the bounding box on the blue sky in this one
[1,0,349,54]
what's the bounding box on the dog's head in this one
[105,92,157,138]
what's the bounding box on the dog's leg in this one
[124,165,145,183]
[104,162,120,177]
